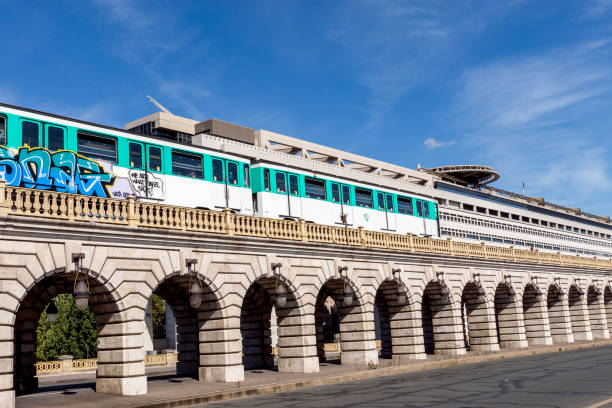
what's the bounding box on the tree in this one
[152,293,166,339]
[36,294,97,361]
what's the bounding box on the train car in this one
[0,104,253,214]
[250,162,439,236]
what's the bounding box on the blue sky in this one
[2,1,612,214]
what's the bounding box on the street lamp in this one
[574,278,585,297]
[46,300,58,323]
[392,268,409,304]
[271,263,287,307]
[339,266,354,306]
[554,277,565,297]
[473,273,486,302]
[437,271,450,298]
[186,259,202,308]
[504,275,516,298]
[72,253,90,311]
[531,277,542,299]
[593,279,602,299]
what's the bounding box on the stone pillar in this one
[390,303,426,362]
[0,309,15,408]
[338,304,378,365]
[568,289,593,341]
[587,290,610,340]
[165,304,177,350]
[277,307,319,373]
[465,299,500,352]
[547,295,574,344]
[495,296,528,349]
[431,300,467,355]
[143,298,154,352]
[198,310,244,383]
[522,289,553,346]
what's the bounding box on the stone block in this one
[97,361,145,377]
[341,349,378,365]
[96,376,147,395]
[278,356,319,373]
[0,390,14,408]
[199,365,244,382]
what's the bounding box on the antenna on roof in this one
[146,95,173,115]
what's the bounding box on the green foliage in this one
[152,294,166,339]
[36,294,97,361]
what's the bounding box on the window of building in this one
[449,200,461,208]
[227,162,238,185]
[243,165,250,188]
[289,174,299,195]
[397,196,412,215]
[500,212,509,218]
[581,229,586,234]
[263,169,270,191]
[148,146,162,172]
[0,116,5,146]
[355,187,373,208]
[331,184,340,203]
[77,132,116,163]
[172,150,203,178]
[22,121,39,147]
[275,172,286,192]
[511,214,520,220]
[463,204,474,211]
[574,227,579,233]
[531,219,539,224]
[129,143,143,168]
[342,185,351,205]
[212,159,224,182]
[488,209,498,216]
[47,126,64,151]
[305,178,326,200]
[476,207,486,214]
[521,216,529,222]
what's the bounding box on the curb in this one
[115,339,612,408]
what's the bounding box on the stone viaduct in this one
[1,184,612,407]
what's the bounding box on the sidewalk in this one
[17,339,612,408]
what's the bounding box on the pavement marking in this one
[584,396,612,408]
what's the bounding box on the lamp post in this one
[72,253,90,311]
[186,259,202,308]
[504,275,516,298]
[473,273,486,303]
[392,268,408,304]
[436,271,450,298]
[339,266,353,306]
[46,300,58,323]
[531,277,542,300]
[271,262,287,307]
[593,279,602,299]
[554,277,565,298]
[574,278,585,297]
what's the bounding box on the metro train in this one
[0,103,439,237]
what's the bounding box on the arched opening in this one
[315,278,377,365]
[421,281,465,355]
[546,284,573,344]
[241,276,316,373]
[14,270,121,395]
[522,283,552,345]
[604,286,612,332]
[587,286,609,340]
[568,285,592,341]
[373,279,420,361]
[461,282,498,352]
[494,283,527,349]
[315,296,339,362]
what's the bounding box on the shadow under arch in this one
[14,267,122,396]
[315,277,376,365]
[421,280,465,355]
[604,286,612,332]
[493,282,527,349]
[568,284,592,341]
[546,283,573,344]
[587,286,609,340]
[522,283,552,346]
[460,281,498,352]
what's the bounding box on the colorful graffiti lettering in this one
[0,146,115,197]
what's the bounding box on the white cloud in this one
[424,137,456,149]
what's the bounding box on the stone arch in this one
[604,286,612,331]
[460,282,498,352]
[568,284,592,341]
[11,265,146,399]
[546,284,573,344]
[241,275,318,373]
[315,277,377,365]
[420,280,465,355]
[493,283,527,349]
[521,283,552,345]
[374,279,424,361]
[587,286,609,340]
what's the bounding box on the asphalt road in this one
[207,345,612,408]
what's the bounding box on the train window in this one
[148,146,162,172]
[243,165,250,188]
[386,194,393,211]
[304,178,326,200]
[129,143,143,168]
[397,197,412,214]
[77,132,116,163]
[289,175,299,195]
[263,169,270,191]
[342,185,350,205]
[22,121,39,147]
[227,162,238,185]
[47,126,64,151]
[377,193,385,209]
[355,188,373,208]
[331,184,340,202]
[0,116,6,145]
[172,150,203,178]
[275,172,286,192]
[212,159,224,182]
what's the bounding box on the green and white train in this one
[0,102,439,237]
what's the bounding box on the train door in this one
[378,192,396,231]
[415,200,430,236]
[331,183,353,226]
[287,173,302,218]
[211,157,241,211]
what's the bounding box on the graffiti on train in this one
[0,146,115,197]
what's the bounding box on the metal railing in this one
[2,183,610,270]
